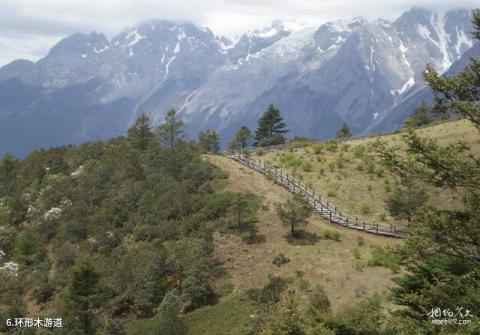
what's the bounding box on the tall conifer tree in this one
[158,109,185,151]
[254,104,288,147]
[127,114,154,151]
[378,9,480,332]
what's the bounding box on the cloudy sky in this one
[0,0,477,66]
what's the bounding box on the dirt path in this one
[206,155,400,310]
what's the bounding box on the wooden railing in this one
[226,152,408,238]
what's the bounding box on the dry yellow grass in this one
[251,119,480,226]
[206,155,400,311]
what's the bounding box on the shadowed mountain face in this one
[0,8,476,156]
[366,42,480,133]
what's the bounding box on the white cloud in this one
[0,0,478,66]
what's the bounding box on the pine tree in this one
[335,122,351,139]
[158,109,185,151]
[377,9,480,331]
[0,154,17,196]
[198,130,220,153]
[232,193,250,229]
[254,105,288,147]
[234,126,252,149]
[259,291,305,335]
[275,194,311,237]
[63,260,101,335]
[404,102,433,128]
[385,180,428,227]
[127,114,154,151]
[228,139,240,152]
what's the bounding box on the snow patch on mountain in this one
[391,77,415,96]
[430,12,452,70]
[126,30,145,47]
[455,26,473,54]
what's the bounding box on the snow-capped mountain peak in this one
[0,8,476,157]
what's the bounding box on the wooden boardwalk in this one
[226,152,408,238]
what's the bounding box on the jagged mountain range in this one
[0,7,476,157]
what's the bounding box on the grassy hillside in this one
[1,118,477,334]
[251,119,479,226]
[122,154,402,334]
[206,155,398,310]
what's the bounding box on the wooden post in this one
[363,222,366,231]
[376,223,379,234]
[346,218,349,226]
[329,212,332,222]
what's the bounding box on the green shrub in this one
[309,285,331,313]
[351,247,361,259]
[335,155,346,169]
[312,143,324,154]
[368,246,400,273]
[325,140,339,152]
[378,212,387,221]
[341,143,351,152]
[302,161,313,172]
[375,168,384,178]
[322,229,341,241]
[327,295,385,334]
[279,152,303,168]
[272,253,290,267]
[364,158,376,174]
[242,149,252,156]
[352,259,365,271]
[12,230,44,265]
[353,145,366,158]
[356,163,364,171]
[328,162,335,172]
[33,275,55,304]
[247,276,287,304]
[360,203,371,215]
[327,191,337,197]
[367,185,372,192]
[256,148,265,156]
[241,231,258,244]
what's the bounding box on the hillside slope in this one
[206,155,398,310]
[251,119,479,226]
